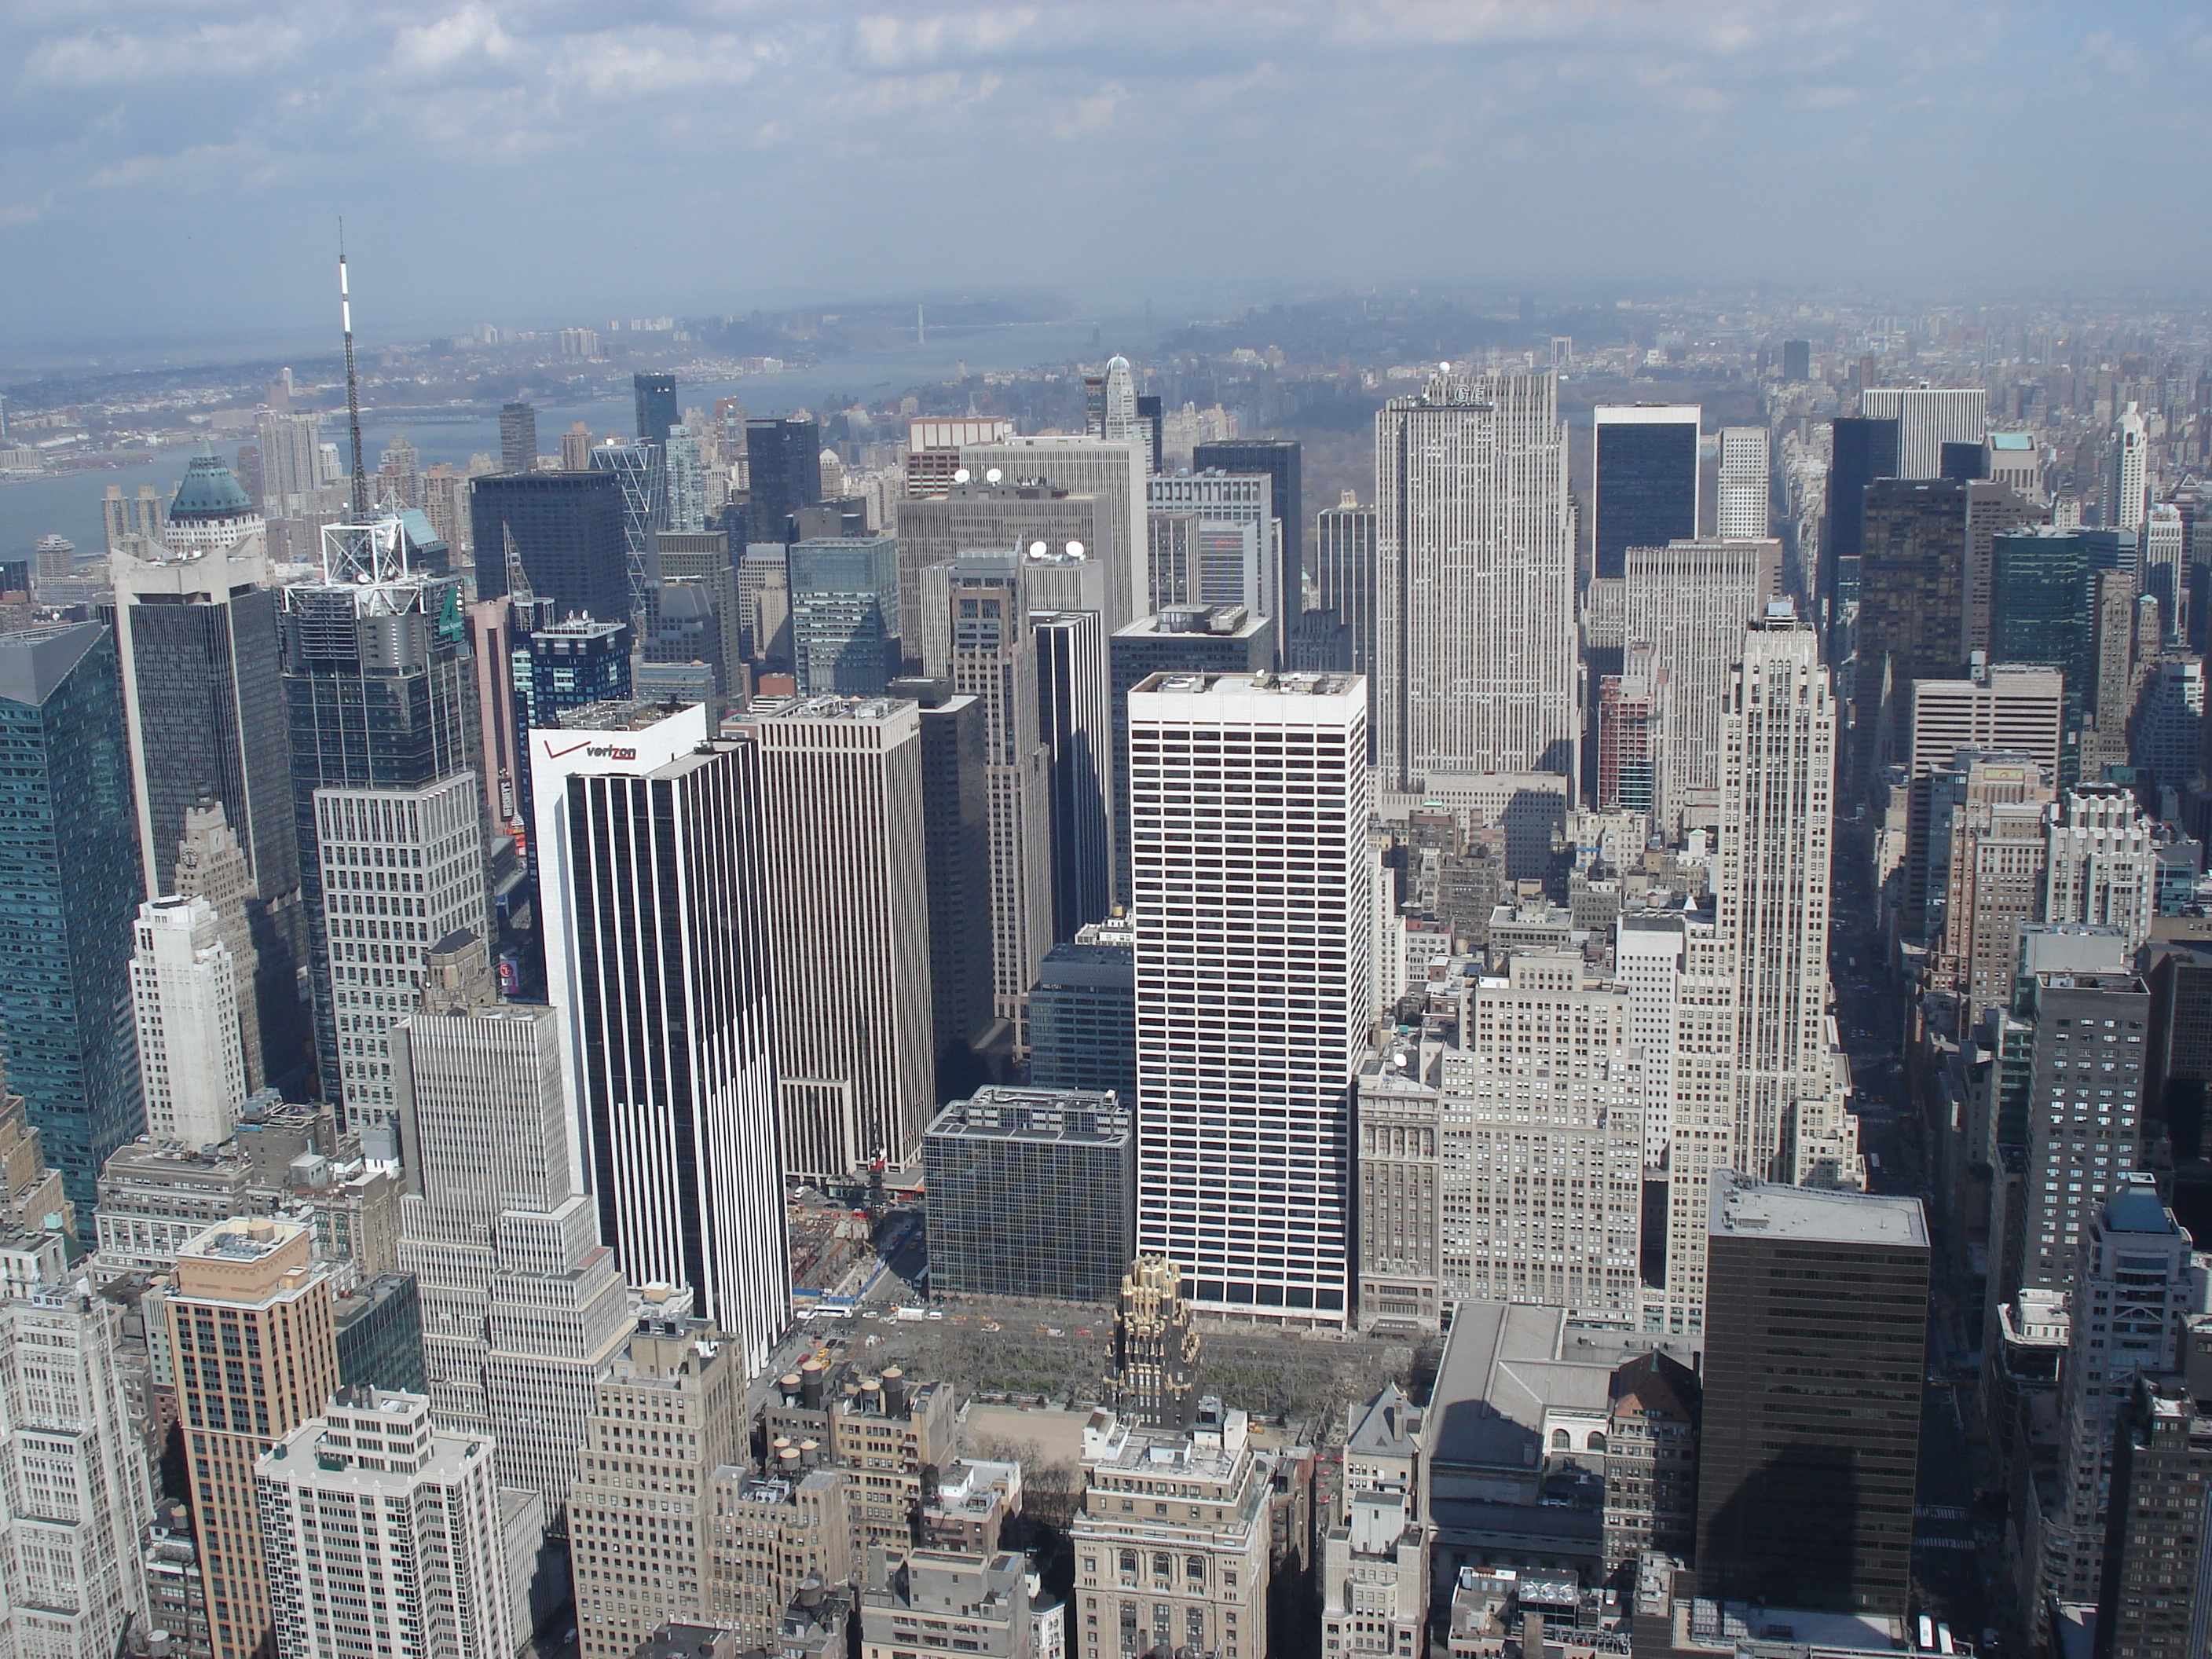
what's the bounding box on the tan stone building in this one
[164,1217,339,1659]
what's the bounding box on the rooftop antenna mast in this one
[339,222,369,518]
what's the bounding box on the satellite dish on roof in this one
[1028,540,1048,557]
[985,467,1003,484]
[1066,540,1085,558]
[952,467,970,484]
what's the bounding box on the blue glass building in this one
[0,624,145,1210]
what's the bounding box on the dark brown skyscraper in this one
[1695,1172,1931,1618]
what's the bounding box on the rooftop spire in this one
[339,222,368,518]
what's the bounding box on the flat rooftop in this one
[1708,1171,1928,1248]
[1136,669,1359,698]
[556,697,696,732]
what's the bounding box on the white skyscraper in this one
[313,771,490,1123]
[2042,783,2158,954]
[2106,402,2149,535]
[1130,669,1372,1326]
[1100,354,1142,445]
[532,699,789,1374]
[130,894,248,1150]
[256,1386,515,1659]
[747,695,937,1179]
[1375,368,1576,787]
[392,987,630,1514]
[1616,912,1686,1166]
[0,1259,155,1659]
[1859,386,1987,482]
[1715,427,1771,540]
[1717,606,1847,1187]
[1622,537,1782,832]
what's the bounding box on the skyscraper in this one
[1719,607,1846,1187]
[1145,471,1278,618]
[500,400,539,473]
[2014,965,2152,1298]
[174,800,270,1090]
[745,416,822,541]
[392,983,630,1512]
[0,623,144,1211]
[531,701,787,1370]
[1821,414,1899,621]
[0,1254,155,1659]
[887,677,998,1097]
[956,434,1150,631]
[1714,427,1770,540]
[2032,1176,2201,1614]
[1192,438,1303,613]
[281,516,489,1123]
[748,696,937,1180]
[1853,478,1970,798]
[1108,608,1277,906]
[1307,494,1376,677]
[569,1319,745,1658]
[106,456,306,1086]
[1377,368,1574,787]
[1859,386,1987,482]
[1130,670,1371,1326]
[2106,401,2149,534]
[131,895,247,1151]
[1961,480,2045,657]
[586,438,664,614]
[1033,605,1113,939]
[1622,537,1781,831]
[789,533,901,657]
[166,1216,340,1659]
[468,470,630,628]
[1696,1173,1928,1617]
[892,481,1111,676]
[1781,339,1811,383]
[660,423,705,535]
[258,1388,516,1659]
[633,372,679,449]
[921,555,1055,1046]
[2093,1372,2212,1659]
[1591,404,1701,579]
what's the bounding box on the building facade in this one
[749,695,937,1179]
[1376,370,1575,786]
[255,1386,515,1659]
[532,701,787,1369]
[1130,671,1371,1326]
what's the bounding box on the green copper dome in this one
[168,445,256,522]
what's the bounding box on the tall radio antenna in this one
[339,222,369,518]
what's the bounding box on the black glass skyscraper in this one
[0,623,144,1210]
[1194,438,1303,612]
[468,471,630,625]
[632,373,679,449]
[282,525,483,1117]
[1592,407,1699,579]
[745,416,822,543]
[1823,416,1900,617]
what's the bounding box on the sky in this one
[5,1,2212,355]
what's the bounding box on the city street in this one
[1829,825,1994,1646]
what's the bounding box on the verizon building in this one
[531,698,787,1371]
[1128,669,1372,1325]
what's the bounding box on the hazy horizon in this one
[5,2,2211,357]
